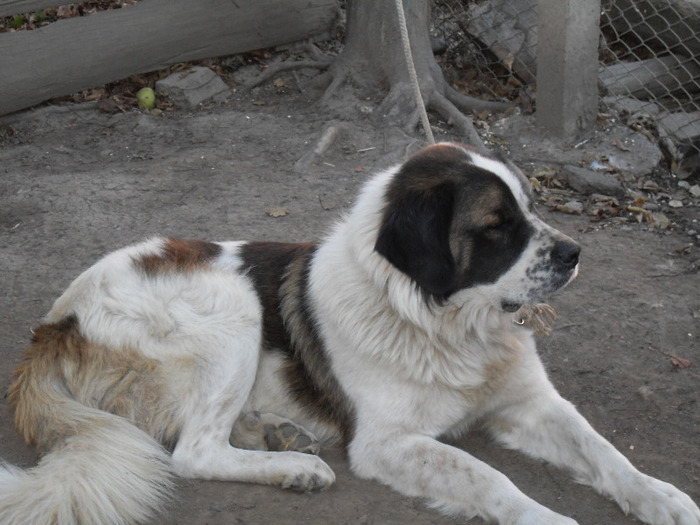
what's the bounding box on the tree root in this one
[247,45,512,150]
[246,44,334,90]
[371,78,511,149]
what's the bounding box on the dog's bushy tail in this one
[0,401,173,525]
[0,316,173,525]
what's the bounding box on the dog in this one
[1,143,698,525]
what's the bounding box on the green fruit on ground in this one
[136,87,156,109]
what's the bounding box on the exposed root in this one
[445,85,511,114]
[247,45,512,150]
[373,80,504,150]
[321,63,510,149]
[429,90,485,148]
[246,44,334,90]
[317,65,350,106]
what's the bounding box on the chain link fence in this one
[432,0,700,176]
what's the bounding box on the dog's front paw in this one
[622,474,700,525]
[278,454,335,493]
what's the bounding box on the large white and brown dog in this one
[1,143,698,525]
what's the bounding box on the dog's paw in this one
[263,421,320,455]
[278,454,335,493]
[622,474,700,525]
[231,412,321,455]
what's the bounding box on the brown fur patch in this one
[239,242,316,350]
[239,242,357,444]
[134,238,222,275]
[10,315,182,451]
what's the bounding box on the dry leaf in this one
[669,355,692,369]
[611,137,631,152]
[266,207,288,218]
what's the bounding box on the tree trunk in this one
[248,0,509,146]
[321,0,508,147]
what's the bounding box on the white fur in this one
[304,149,698,524]
[2,147,698,525]
[0,407,172,525]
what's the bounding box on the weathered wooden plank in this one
[599,55,700,99]
[0,0,337,115]
[0,1,63,18]
[464,0,538,84]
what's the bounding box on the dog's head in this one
[374,143,579,311]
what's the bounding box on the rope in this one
[394,0,435,144]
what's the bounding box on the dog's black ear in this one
[374,182,456,298]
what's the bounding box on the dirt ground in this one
[0,76,698,525]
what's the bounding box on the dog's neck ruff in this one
[314,166,528,389]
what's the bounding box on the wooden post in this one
[536,0,601,139]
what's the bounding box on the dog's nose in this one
[552,241,580,269]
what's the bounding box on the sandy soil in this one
[0,80,698,524]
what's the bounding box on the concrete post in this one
[537,0,601,140]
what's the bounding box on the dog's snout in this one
[552,241,580,269]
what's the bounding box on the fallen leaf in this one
[639,180,660,191]
[651,212,670,229]
[554,201,583,214]
[590,198,621,220]
[669,355,692,369]
[266,207,288,218]
[611,137,631,152]
[597,113,614,126]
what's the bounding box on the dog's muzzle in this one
[501,239,580,313]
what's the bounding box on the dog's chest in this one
[332,329,529,434]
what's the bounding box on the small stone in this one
[562,200,584,214]
[562,165,624,197]
[155,66,229,109]
[668,200,684,208]
[638,385,653,399]
[690,185,700,198]
[652,212,670,229]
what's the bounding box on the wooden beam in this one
[0,0,337,115]
[599,55,700,98]
[0,1,64,18]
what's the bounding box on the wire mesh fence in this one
[432,0,700,176]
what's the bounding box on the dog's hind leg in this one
[230,411,322,455]
[168,332,334,492]
[171,389,334,490]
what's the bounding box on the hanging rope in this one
[394,0,435,144]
